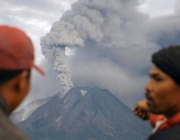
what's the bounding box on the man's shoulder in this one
[148,123,180,140]
[0,109,29,140]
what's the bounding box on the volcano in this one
[13,87,151,140]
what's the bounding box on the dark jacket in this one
[148,123,180,140]
[0,95,29,140]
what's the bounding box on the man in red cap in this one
[0,25,44,139]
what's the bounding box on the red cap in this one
[0,25,45,75]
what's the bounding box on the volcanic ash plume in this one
[41,22,84,97]
[40,0,147,97]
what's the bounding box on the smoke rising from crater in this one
[40,0,147,96]
[40,22,83,95]
[41,0,180,106]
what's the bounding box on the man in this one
[0,25,44,139]
[133,45,180,140]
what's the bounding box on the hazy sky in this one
[0,0,177,63]
[0,0,178,109]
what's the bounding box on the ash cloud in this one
[41,0,180,107]
[40,23,78,96]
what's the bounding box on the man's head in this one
[0,25,44,114]
[146,45,180,118]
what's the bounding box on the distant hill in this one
[11,97,52,124]
[14,87,151,140]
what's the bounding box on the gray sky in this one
[139,0,177,17]
[0,0,177,63]
[0,0,178,109]
[0,0,76,63]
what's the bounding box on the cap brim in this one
[33,64,45,75]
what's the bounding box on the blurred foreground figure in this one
[0,25,44,140]
[133,45,180,140]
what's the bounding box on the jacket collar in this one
[155,112,180,132]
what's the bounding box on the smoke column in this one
[41,21,85,96]
[41,0,180,101]
[40,0,145,96]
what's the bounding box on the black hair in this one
[0,69,31,84]
[152,45,180,85]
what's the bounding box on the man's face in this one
[146,65,180,117]
[12,70,31,112]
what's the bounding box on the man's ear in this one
[14,71,29,93]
